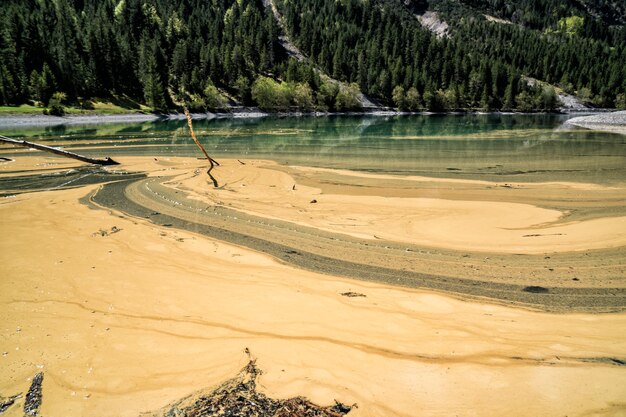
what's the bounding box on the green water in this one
[2,114,625,184]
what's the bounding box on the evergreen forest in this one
[1,0,624,113]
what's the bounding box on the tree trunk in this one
[0,135,120,166]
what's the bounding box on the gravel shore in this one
[0,113,215,128]
[565,110,626,133]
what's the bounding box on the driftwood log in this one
[0,135,120,165]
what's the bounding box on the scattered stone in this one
[310,199,317,203]
[340,292,367,298]
[24,373,43,416]
[92,226,122,237]
[522,286,549,294]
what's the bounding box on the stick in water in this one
[183,108,220,187]
[0,134,120,165]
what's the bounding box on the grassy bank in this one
[0,100,152,116]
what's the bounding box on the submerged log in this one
[0,135,120,166]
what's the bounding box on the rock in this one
[24,373,43,416]
[522,286,549,294]
[0,394,20,414]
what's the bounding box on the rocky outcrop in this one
[416,11,449,38]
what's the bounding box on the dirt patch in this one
[523,286,549,294]
[341,292,367,298]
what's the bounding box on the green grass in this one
[0,104,43,115]
[0,98,154,116]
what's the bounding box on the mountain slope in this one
[276,0,625,109]
[0,0,624,112]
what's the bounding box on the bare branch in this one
[183,108,220,187]
[0,135,120,166]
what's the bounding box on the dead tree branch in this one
[183,108,220,187]
[0,135,119,166]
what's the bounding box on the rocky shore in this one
[565,110,626,133]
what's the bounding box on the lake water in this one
[2,114,625,184]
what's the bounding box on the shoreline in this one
[88,176,626,313]
[0,108,611,129]
[80,157,625,313]
[1,159,626,417]
[564,110,626,134]
[2,155,624,313]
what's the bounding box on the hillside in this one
[0,0,624,113]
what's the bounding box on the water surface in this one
[1,114,625,184]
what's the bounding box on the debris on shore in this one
[144,359,355,417]
[0,394,20,414]
[24,372,43,416]
[92,226,122,237]
[0,373,43,416]
[340,292,367,298]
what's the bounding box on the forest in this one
[0,0,624,113]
